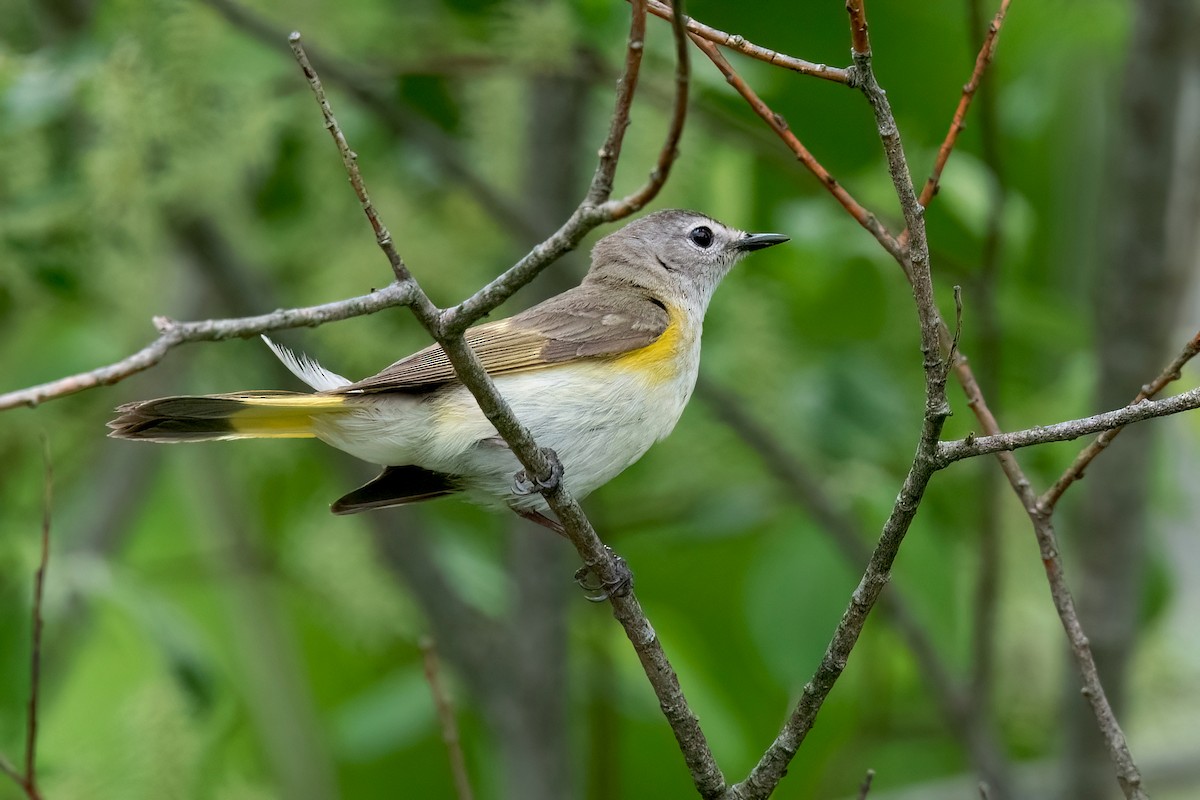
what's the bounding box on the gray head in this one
[585,209,788,309]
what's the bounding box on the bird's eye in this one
[689,226,714,248]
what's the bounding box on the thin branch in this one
[2,443,52,800]
[601,0,690,219]
[937,386,1200,465]
[899,0,1012,248]
[846,0,871,56]
[289,35,428,296]
[856,769,876,800]
[965,0,1009,751]
[25,438,51,797]
[420,637,475,800]
[199,0,543,242]
[686,34,904,264]
[0,282,414,411]
[698,378,1012,794]
[444,0,691,334]
[289,15,726,798]
[1039,327,1200,510]
[645,0,850,84]
[950,349,1149,800]
[0,756,21,790]
[587,0,650,206]
[727,6,952,795]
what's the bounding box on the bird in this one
[108,209,788,534]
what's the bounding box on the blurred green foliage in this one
[2,0,1198,798]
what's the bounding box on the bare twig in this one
[937,386,1200,464]
[899,0,1012,248]
[2,442,52,800]
[846,0,871,56]
[289,35,429,297]
[199,0,542,242]
[602,0,690,218]
[445,0,690,334]
[645,0,850,84]
[726,5,952,796]
[856,769,876,799]
[586,0,650,206]
[0,756,21,790]
[698,378,1012,794]
[965,0,1009,750]
[0,282,414,411]
[420,637,475,800]
[685,35,904,265]
[1039,327,1200,510]
[289,11,725,796]
[25,438,51,797]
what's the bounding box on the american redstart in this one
[109,209,788,532]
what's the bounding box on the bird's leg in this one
[508,447,631,601]
[511,447,563,496]
[512,507,567,538]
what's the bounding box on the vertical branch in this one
[587,0,649,206]
[24,439,51,798]
[420,637,475,800]
[1040,328,1200,510]
[2,441,52,800]
[601,0,689,218]
[965,0,1010,743]
[287,16,725,797]
[727,5,954,797]
[846,0,870,56]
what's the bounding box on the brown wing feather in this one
[337,284,669,394]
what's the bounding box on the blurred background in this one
[2,0,1198,798]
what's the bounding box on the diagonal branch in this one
[1039,327,1200,510]
[899,0,1012,249]
[645,0,850,84]
[444,0,691,335]
[289,4,726,795]
[698,378,1011,791]
[24,439,51,796]
[684,34,904,264]
[198,0,543,242]
[0,283,415,411]
[727,4,952,796]
[937,385,1200,465]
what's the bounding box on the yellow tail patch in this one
[227,393,348,438]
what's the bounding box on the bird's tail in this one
[107,391,349,442]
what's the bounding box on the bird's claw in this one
[574,547,633,602]
[511,447,564,496]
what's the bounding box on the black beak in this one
[734,232,790,252]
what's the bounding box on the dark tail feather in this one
[109,391,343,442]
[332,465,458,515]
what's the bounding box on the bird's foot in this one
[574,547,633,602]
[512,447,563,496]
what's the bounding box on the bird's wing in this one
[336,284,670,394]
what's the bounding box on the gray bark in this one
[1068,1,1200,797]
